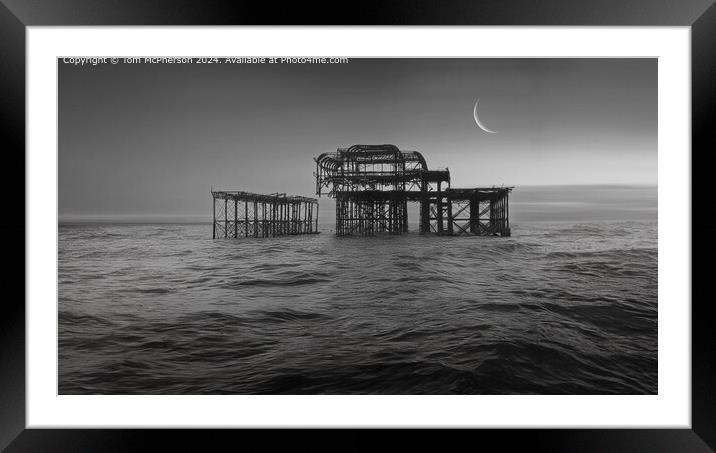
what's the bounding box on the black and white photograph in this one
[58,56,657,395]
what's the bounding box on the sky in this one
[58,58,656,220]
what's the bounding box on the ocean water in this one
[59,192,658,394]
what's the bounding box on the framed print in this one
[3,0,715,451]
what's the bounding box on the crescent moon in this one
[473,99,498,134]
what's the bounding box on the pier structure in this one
[212,190,319,239]
[314,144,512,237]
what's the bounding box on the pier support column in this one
[253,200,258,237]
[436,182,444,235]
[469,198,477,234]
[447,196,454,236]
[506,193,510,236]
[234,198,238,238]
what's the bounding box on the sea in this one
[58,186,658,394]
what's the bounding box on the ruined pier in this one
[314,144,512,236]
[212,191,319,239]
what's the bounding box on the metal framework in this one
[212,191,319,239]
[444,188,511,236]
[315,144,512,236]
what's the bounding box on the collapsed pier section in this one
[212,191,319,239]
[314,144,512,237]
[315,144,437,236]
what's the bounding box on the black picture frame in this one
[2,1,713,451]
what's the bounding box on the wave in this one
[58,220,658,395]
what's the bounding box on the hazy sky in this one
[59,58,656,219]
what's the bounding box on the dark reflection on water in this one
[59,219,657,394]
